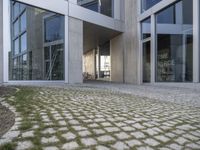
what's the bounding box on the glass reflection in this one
[156,0,193,82]
[10,1,64,80]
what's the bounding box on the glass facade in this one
[78,0,113,17]
[156,0,193,82]
[9,1,65,80]
[141,0,162,12]
[141,18,151,83]
[141,18,151,39]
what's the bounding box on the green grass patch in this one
[0,142,16,150]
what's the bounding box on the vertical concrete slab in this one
[110,35,124,82]
[123,0,139,84]
[68,17,83,83]
[110,0,139,84]
[83,49,96,79]
[0,0,3,83]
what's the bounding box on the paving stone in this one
[93,129,106,135]
[42,128,56,134]
[155,135,170,143]
[176,124,196,130]
[121,126,135,132]
[132,123,145,129]
[115,132,131,140]
[88,123,99,128]
[62,141,79,150]
[41,136,59,144]
[144,138,160,147]
[58,127,68,131]
[2,130,20,139]
[58,120,67,126]
[126,139,142,147]
[22,131,34,138]
[168,143,183,150]
[72,126,87,131]
[112,141,129,150]
[186,143,200,149]
[105,127,120,132]
[131,131,146,139]
[78,130,92,137]
[62,132,76,140]
[137,146,154,150]
[175,137,188,145]
[96,145,110,150]
[144,129,158,136]
[43,146,59,150]
[101,122,112,127]
[81,138,97,146]
[16,141,33,150]
[97,135,115,142]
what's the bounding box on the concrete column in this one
[0,0,3,83]
[151,14,156,83]
[110,35,124,82]
[193,0,200,83]
[123,0,139,84]
[68,17,83,84]
[97,46,101,79]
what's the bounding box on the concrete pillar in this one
[68,17,83,84]
[0,0,3,83]
[110,35,124,82]
[97,46,101,79]
[193,0,200,83]
[123,0,139,84]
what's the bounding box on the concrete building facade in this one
[0,0,199,84]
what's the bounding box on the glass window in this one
[14,39,19,55]
[141,18,151,39]
[21,33,27,52]
[156,0,193,82]
[81,0,99,12]
[20,3,26,13]
[14,20,19,37]
[13,2,19,19]
[20,11,26,32]
[10,1,65,81]
[100,0,113,17]
[44,15,64,43]
[143,41,151,82]
[141,0,162,12]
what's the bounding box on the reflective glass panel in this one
[141,0,162,12]
[10,1,65,80]
[143,41,151,83]
[44,16,64,43]
[156,0,193,82]
[20,11,26,32]
[21,33,27,52]
[141,18,151,39]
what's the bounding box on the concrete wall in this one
[123,0,139,84]
[110,35,124,82]
[68,17,83,83]
[110,0,139,84]
[83,49,96,79]
[0,0,3,83]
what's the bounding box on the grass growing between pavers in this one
[1,86,200,149]
[0,142,17,150]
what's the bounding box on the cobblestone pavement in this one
[81,82,200,107]
[1,86,200,150]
